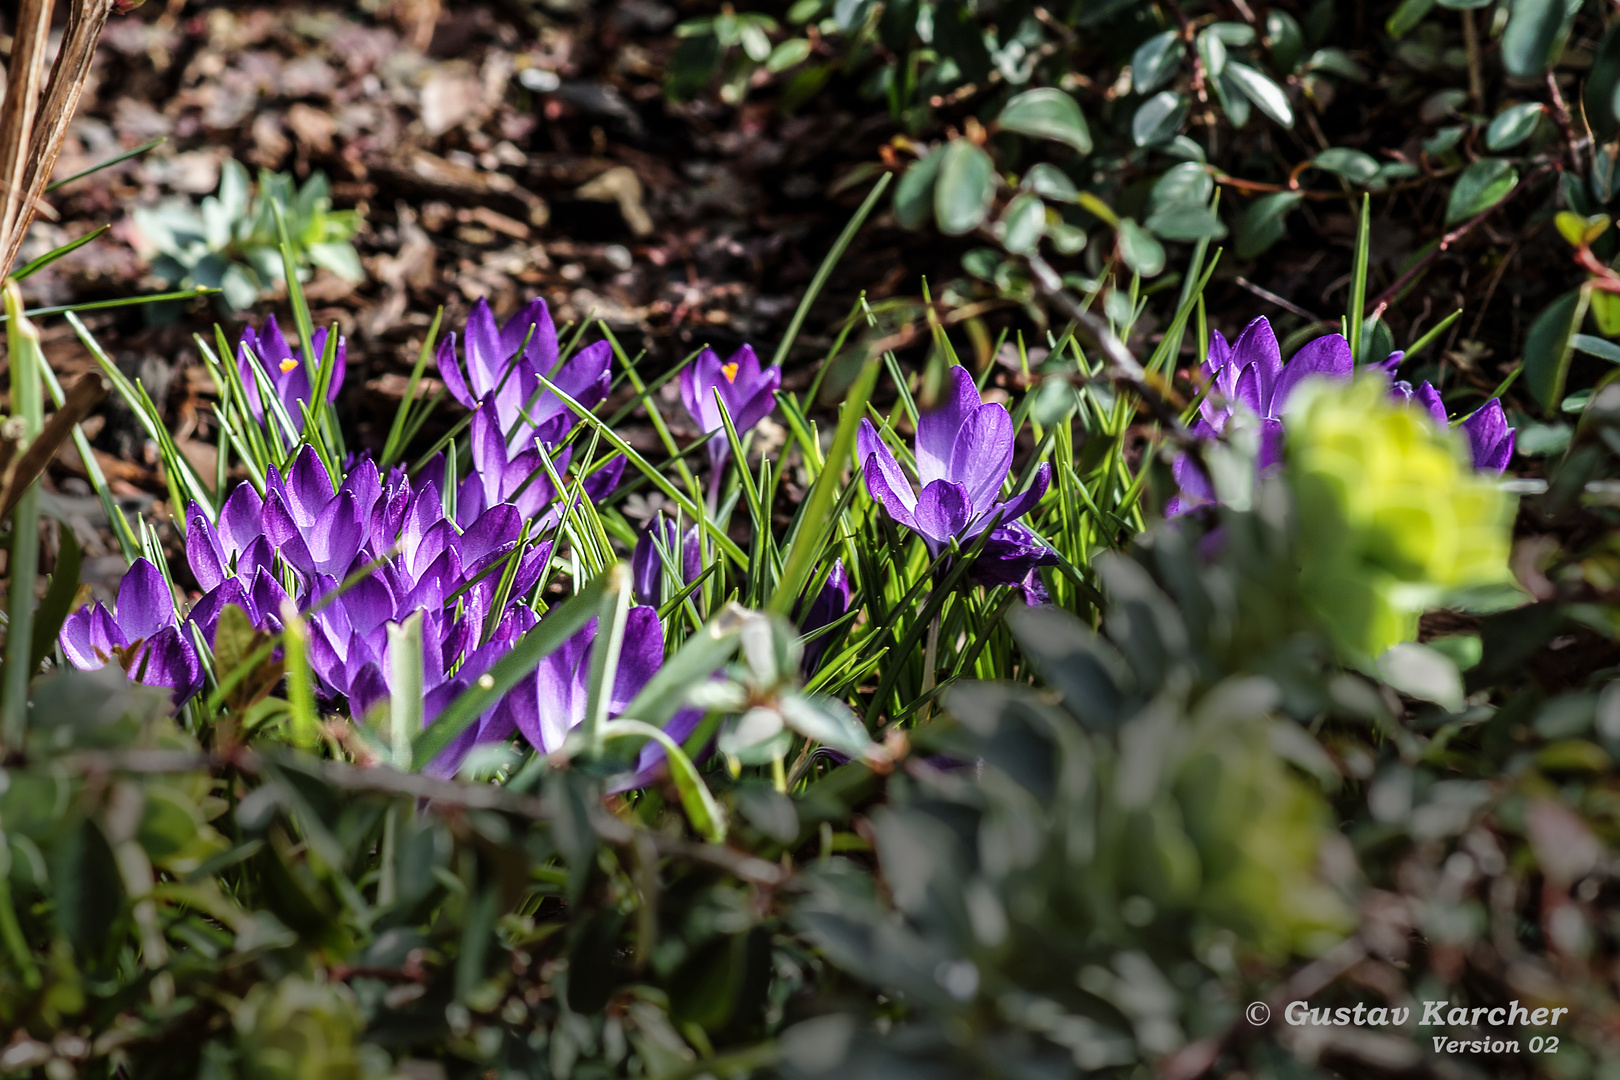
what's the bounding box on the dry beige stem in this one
[0,0,54,258]
[0,0,118,278]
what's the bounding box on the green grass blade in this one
[769,172,892,369]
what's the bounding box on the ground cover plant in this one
[6,0,1620,1078]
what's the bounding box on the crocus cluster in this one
[1170,317,1516,514]
[65,303,649,776]
[858,365,1055,602]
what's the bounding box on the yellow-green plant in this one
[1286,375,1517,662]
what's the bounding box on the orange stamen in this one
[279,358,299,373]
[722,362,739,383]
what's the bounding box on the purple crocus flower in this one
[1168,319,1352,515]
[857,365,1051,559]
[796,559,851,675]
[60,558,203,705]
[456,407,625,527]
[238,315,346,432]
[631,514,702,606]
[1389,379,1515,474]
[679,344,780,485]
[435,297,612,449]
[493,606,667,754]
[967,522,1059,605]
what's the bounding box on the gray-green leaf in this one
[1444,158,1518,224]
[1312,147,1381,184]
[1225,62,1294,127]
[934,139,997,236]
[893,146,944,231]
[1501,0,1572,79]
[1117,219,1166,276]
[1235,190,1301,258]
[998,88,1092,154]
[1132,31,1184,95]
[1132,91,1188,147]
[1485,102,1545,151]
[998,193,1047,254]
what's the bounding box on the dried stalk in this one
[0,0,119,278]
[0,0,54,257]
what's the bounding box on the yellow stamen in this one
[279,358,299,373]
[721,361,739,384]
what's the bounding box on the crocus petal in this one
[797,559,850,675]
[1230,317,1281,414]
[973,461,1051,534]
[1203,329,1232,376]
[913,479,972,546]
[250,568,290,631]
[1414,381,1448,429]
[582,455,626,504]
[1463,398,1514,473]
[186,502,229,592]
[730,368,782,435]
[341,457,383,522]
[61,605,110,669]
[1270,333,1352,415]
[127,626,202,705]
[338,575,396,642]
[613,606,665,713]
[966,521,1059,593]
[436,334,474,409]
[503,297,558,369]
[186,578,253,646]
[218,482,265,559]
[1257,417,1286,471]
[236,536,276,586]
[284,445,336,528]
[682,348,728,432]
[948,402,1014,515]
[610,707,706,794]
[857,418,917,520]
[463,297,505,399]
[1166,452,1215,517]
[116,558,176,641]
[916,365,981,487]
[459,504,522,573]
[264,491,316,576]
[862,455,918,530]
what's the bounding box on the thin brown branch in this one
[0,372,108,519]
[1365,164,1553,322]
[1019,250,1198,446]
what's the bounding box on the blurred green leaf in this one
[1117,219,1166,276]
[1132,31,1185,95]
[934,139,997,235]
[1132,91,1188,146]
[1225,62,1294,127]
[1235,190,1301,258]
[1485,102,1545,151]
[1524,288,1587,409]
[1445,158,1518,224]
[998,88,1092,154]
